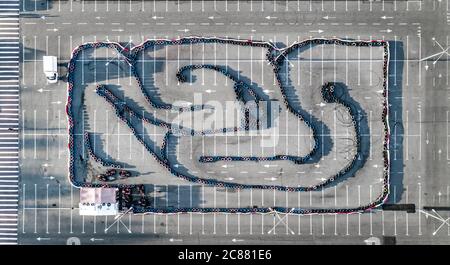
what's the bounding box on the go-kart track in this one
[17,0,450,245]
[66,37,390,215]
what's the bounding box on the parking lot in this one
[17,0,450,244]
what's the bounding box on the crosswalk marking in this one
[0,0,18,245]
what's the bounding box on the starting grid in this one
[66,37,391,215]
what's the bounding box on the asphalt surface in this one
[17,0,450,245]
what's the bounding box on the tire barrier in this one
[176,64,264,132]
[176,64,263,103]
[66,37,391,215]
[130,204,373,215]
[177,63,320,165]
[84,132,123,169]
[95,83,240,137]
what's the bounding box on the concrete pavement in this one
[18,0,450,244]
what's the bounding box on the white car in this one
[43,56,58,84]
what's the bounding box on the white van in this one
[43,56,58,84]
